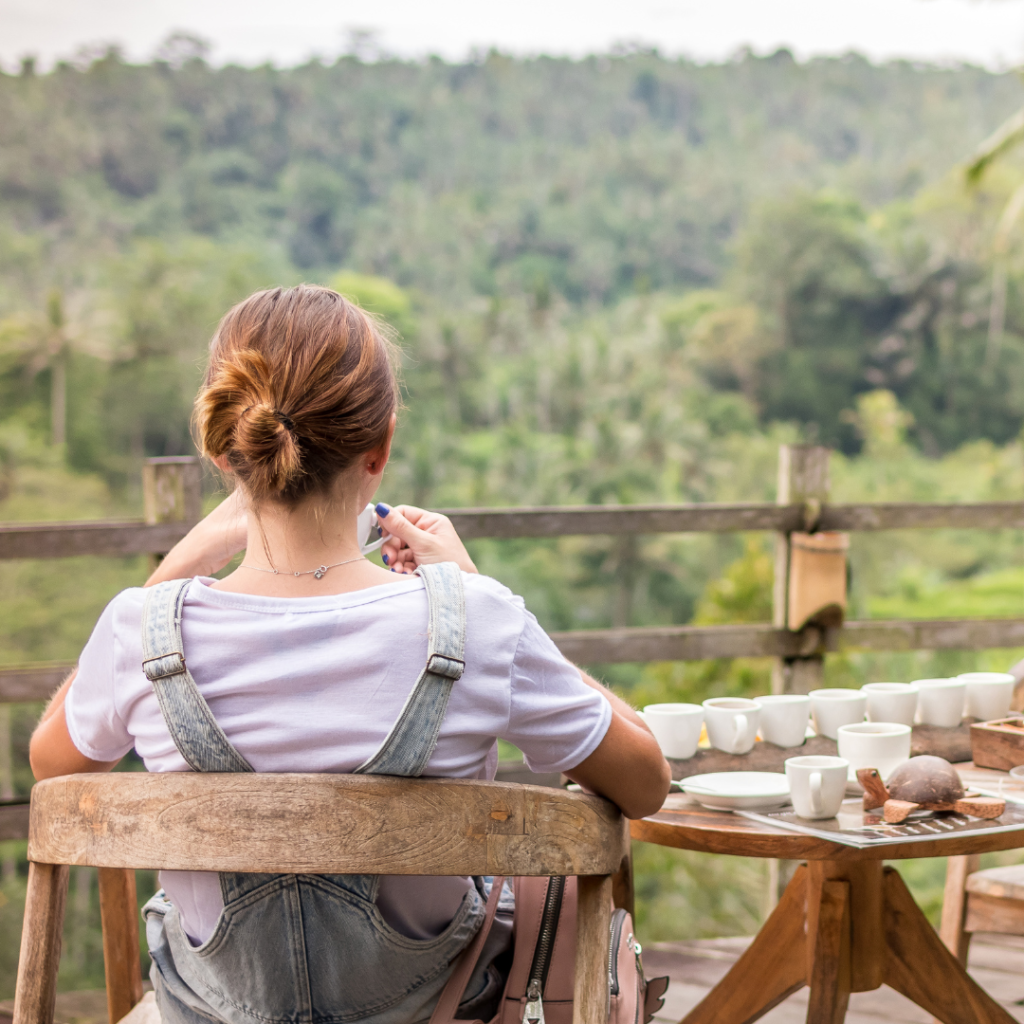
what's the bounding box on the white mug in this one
[754,694,810,748]
[785,755,849,819]
[837,722,911,782]
[914,678,967,728]
[357,503,385,555]
[642,704,704,760]
[959,673,1015,722]
[703,698,760,755]
[861,683,919,727]
[809,689,867,740]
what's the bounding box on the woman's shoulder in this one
[461,571,526,612]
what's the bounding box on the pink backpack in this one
[430,876,669,1024]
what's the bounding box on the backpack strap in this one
[354,561,466,777]
[141,579,254,774]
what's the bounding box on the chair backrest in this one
[15,774,628,1024]
[27,771,626,874]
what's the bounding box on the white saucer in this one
[681,772,791,811]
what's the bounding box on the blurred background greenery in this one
[3,43,1024,995]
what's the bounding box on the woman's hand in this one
[145,488,249,586]
[377,504,478,575]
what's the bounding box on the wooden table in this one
[630,765,1024,1024]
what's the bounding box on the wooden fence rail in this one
[5,501,1024,560]
[5,617,1024,704]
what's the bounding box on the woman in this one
[30,284,670,1024]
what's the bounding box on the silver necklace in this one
[239,555,364,580]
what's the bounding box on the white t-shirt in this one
[65,573,611,944]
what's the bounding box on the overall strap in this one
[354,561,466,777]
[141,579,254,774]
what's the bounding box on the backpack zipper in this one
[522,876,566,1024]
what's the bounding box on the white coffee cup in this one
[837,722,911,782]
[809,689,867,740]
[959,673,1015,722]
[642,703,704,760]
[702,698,760,754]
[914,678,967,728]
[754,694,810,748]
[861,683,919,727]
[785,755,849,819]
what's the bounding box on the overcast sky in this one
[3,0,1024,70]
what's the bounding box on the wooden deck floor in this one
[4,933,1024,1024]
[643,932,1024,1023]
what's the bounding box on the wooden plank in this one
[940,855,980,964]
[12,862,69,1024]
[4,499,1024,561]
[0,665,72,704]
[442,500,1024,537]
[821,502,1024,532]
[27,773,626,877]
[551,618,1024,665]
[0,802,30,841]
[572,875,612,1024]
[97,869,144,1024]
[964,892,1024,936]
[0,521,189,561]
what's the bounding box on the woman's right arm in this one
[562,672,671,820]
[380,503,670,819]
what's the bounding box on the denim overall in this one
[139,564,510,1024]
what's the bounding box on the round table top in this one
[631,765,1024,862]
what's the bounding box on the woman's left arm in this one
[30,491,249,781]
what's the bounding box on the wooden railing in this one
[1,446,1023,836]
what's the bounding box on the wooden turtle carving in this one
[856,755,1005,824]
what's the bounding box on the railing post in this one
[772,444,831,695]
[142,456,202,571]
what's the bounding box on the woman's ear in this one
[210,453,231,473]
[364,414,397,477]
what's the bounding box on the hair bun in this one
[233,401,302,497]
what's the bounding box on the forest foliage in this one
[3,44,1024,988]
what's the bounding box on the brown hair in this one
[195,284,399,504]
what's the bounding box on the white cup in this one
[837,722,911,782]
[642,703,704,760]
[861,683,919,727]
[914,678,967,728]
[785,755,849,819]
[959,673,1015,722]
[754,694,810,748]
[809,689,867,740]
[702,698,760,754]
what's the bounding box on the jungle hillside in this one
[4,43,1024,992]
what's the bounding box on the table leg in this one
[678,857,1016,1024]
[881,866,1015,1024]
[805,879,851,1024]
[680,865,807,1024]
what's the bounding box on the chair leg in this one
[13,862,70,1024]
[939,854,979,966]
[99,868,145,1024]
[574,875,612,1024]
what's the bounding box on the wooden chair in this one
[13,772,630,1024]
[940,854,1024,963]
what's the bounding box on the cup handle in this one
[733,714,749,753]
[810,772,823,816]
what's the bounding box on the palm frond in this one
[966,105,1024,184]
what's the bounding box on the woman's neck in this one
[211,490,398,597]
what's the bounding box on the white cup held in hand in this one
[913,678,967,728]
[808,688,867,740]
[642,703,704,760]
[702,698,760,754]
[837,722,911,782]
[861,683,919,727]
[754,694,810,748]
[356,503,385,555]
[785,755,849,819]
[959,673,1015,722]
